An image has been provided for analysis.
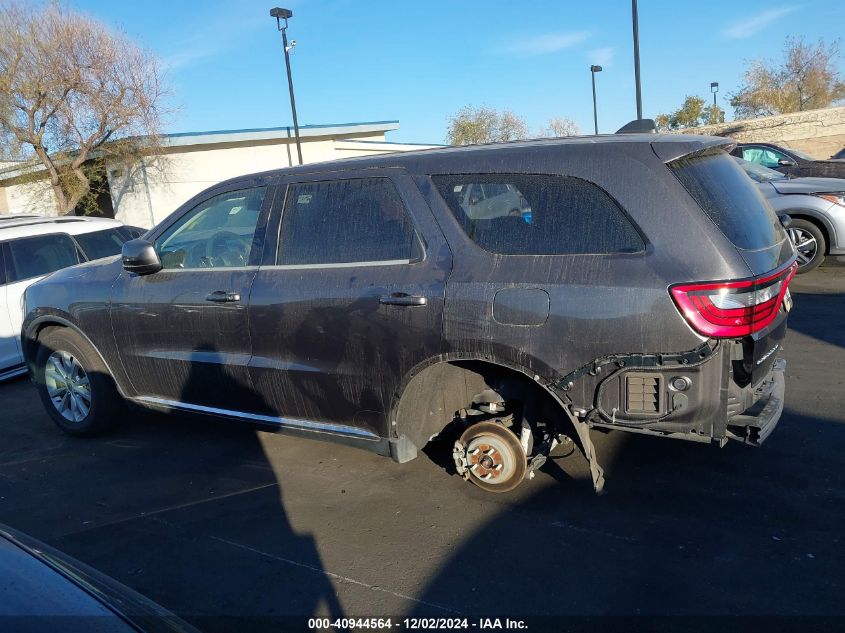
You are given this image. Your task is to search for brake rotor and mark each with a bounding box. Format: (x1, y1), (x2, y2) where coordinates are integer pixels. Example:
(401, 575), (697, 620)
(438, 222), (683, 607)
(456, 421), (527, 493)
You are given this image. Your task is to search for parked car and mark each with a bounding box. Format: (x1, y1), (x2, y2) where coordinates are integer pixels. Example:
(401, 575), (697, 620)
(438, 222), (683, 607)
(22, 135), (797, 494)
(1, 216), (144, 381)
(730, 142), (845, 179)
(735, 157), (845, 273)
(0, 523), (198, 632)
(831, 147), (845, 160)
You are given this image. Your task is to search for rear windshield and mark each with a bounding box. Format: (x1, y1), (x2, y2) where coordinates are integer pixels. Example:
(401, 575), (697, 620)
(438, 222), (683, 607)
(669, 149), (783, 250)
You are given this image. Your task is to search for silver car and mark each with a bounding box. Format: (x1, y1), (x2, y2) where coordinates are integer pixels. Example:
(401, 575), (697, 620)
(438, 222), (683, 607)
(736, 157), (845, 273)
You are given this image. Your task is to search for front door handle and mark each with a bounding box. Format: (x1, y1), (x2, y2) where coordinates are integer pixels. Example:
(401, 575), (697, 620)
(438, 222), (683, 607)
(206, 290), (241, 303)
(379, 293), (427, 307)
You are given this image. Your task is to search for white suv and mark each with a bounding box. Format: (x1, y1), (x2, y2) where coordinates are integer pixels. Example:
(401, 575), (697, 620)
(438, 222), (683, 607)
(0, 216), (143, 380)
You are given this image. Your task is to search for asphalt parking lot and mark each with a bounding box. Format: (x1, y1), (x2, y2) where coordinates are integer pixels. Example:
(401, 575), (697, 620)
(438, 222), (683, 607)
(1, 266), (843, 631)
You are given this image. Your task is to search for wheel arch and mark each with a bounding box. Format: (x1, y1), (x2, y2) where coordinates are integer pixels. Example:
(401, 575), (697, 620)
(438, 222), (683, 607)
(784, 209), (834, 255)
(388, 355), (570, 462)
(23, 316), (128, 397)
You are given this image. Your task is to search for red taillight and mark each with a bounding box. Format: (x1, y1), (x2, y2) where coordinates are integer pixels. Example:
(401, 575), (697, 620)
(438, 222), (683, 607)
(670, 262), (797, 338)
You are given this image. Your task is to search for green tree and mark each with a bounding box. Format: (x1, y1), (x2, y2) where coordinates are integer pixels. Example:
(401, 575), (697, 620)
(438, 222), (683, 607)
(447, 105), (529, 145)
(701, 103), (726, 125)
(730, 37), (845, 119)
(655, 96), (706, 130)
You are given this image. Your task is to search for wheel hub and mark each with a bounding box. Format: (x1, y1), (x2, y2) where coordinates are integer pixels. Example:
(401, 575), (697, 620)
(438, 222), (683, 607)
(454, 421), (528, 493)
(469, 444), (505, 479)
(44, 351), (91, 423)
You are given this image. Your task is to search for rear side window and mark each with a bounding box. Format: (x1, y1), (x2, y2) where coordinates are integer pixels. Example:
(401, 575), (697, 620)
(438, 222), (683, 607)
(670, 149), (783, 250)
(73, 228), (130, 261)
(7, 233), (80, 282)
(432, 174), (643, 255)
(277, 178), (422, 265)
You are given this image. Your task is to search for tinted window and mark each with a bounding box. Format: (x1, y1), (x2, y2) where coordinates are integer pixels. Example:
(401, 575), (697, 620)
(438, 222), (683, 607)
(7, 234), (80, 282)
(277, 178), (421, 265)
(432, 174), (643, 255)
(156, 187), (266, 269)
(73, 228), (130, 261)
(670, 149), (783, 250)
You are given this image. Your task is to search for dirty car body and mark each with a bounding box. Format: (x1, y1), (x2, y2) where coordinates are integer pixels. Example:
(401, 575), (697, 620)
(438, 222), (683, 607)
(22, 134), (797, 493)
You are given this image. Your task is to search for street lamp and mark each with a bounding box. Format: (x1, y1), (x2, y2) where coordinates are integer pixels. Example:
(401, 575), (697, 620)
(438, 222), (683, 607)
(270, 7), (303, 165)
(710, 81), (719, 106)
(590, 65), (603, 135)
(631, 0), (643, 120)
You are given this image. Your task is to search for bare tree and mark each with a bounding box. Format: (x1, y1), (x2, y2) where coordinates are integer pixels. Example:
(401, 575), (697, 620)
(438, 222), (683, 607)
(0, 1), (169, 214)
(447, 105), (529, 145)
(539, 116), (580, 137)
(730, 37), (845, 119)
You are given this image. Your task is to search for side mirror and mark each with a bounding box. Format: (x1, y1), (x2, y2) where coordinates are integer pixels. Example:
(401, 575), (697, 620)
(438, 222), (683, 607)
(779, 214), (793, 229)
(122, 239), (162, 275)
(777, 158), (797, 167)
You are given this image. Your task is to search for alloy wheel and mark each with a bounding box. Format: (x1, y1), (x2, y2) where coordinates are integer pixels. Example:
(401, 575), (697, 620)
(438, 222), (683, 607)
(44, 351), (92, 423)
(788, 227), (818, 267)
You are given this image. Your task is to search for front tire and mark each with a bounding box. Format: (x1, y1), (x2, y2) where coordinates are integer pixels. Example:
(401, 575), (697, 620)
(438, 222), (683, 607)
(788, 219), (826, 274)
(35, 328), (123, 436)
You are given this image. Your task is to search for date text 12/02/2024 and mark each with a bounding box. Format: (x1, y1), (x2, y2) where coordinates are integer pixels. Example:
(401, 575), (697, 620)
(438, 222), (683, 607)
(308, 618), (529, 630)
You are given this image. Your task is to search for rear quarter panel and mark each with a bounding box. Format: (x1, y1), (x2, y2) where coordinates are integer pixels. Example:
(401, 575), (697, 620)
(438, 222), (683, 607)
(413, 143), (750, 382)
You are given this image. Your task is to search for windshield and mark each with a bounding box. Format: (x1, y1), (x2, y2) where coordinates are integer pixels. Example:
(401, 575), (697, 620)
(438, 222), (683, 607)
(733, 156), (787, 182)
(72, 228), (131, 261)
(789, 147), (816, 161)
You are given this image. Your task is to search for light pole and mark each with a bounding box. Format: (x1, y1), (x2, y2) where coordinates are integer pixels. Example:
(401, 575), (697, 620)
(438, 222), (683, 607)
(631, 0), (643, 120)
(710, 81), (719, 107)
(270, 7), (302, 165)
(590, 65), (603, 135)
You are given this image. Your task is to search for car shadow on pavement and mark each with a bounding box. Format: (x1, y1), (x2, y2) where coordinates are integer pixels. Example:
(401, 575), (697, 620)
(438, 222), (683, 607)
(786, 292), (845, 351)
(406, 405), (845, 620)
(3, 341), (346, 632)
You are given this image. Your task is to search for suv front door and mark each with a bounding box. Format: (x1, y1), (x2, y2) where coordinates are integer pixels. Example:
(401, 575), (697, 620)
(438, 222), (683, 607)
(110, 183), (273, 410)
(247, 170), (452, 439)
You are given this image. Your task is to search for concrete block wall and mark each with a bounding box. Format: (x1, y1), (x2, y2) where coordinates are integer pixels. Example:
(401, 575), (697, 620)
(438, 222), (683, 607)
(689, 106), (845, 159)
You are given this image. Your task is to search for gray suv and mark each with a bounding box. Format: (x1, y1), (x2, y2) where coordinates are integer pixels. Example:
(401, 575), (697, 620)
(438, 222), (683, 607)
(736, 157), (845, 273)
(21, 135), (797, 494)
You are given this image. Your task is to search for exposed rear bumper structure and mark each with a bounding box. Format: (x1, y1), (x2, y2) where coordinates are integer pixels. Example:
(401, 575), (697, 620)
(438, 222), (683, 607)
(726, 358), (786, 446)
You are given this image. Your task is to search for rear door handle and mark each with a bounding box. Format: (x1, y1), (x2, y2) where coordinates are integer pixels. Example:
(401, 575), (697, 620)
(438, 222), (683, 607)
(206, 291), (241, 303)
(379, 293), (427, 307)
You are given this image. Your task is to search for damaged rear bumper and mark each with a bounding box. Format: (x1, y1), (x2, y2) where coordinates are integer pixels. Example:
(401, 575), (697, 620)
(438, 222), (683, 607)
(725, 358), (786, 446)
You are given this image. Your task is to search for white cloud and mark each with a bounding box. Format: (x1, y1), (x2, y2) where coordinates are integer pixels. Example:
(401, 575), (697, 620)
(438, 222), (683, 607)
(722, 6), (797, 39)
(587, 47), (614, 67)
(505, 31), (592, 56)
(162, 47), (218, 71)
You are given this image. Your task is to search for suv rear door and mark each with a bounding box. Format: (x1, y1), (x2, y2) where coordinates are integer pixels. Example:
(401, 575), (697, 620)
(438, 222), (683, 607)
(246, 169), (452, 439)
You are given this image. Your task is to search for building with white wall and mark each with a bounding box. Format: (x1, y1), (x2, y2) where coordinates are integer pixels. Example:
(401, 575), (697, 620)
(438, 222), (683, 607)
(0, 120), (440, 228)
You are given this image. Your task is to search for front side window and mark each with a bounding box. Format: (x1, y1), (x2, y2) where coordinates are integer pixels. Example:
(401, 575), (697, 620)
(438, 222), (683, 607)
(6, 234), (80, 282)
(742, 147), (786, 169)
(432, 174), (643, 255)
(74, 228), (131, 261)
(156, 187), (266, 269)
(277, 178), (421, 265)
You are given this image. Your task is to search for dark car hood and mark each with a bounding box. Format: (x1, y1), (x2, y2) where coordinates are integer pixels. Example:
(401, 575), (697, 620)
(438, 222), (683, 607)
(771, 176), (845, 195)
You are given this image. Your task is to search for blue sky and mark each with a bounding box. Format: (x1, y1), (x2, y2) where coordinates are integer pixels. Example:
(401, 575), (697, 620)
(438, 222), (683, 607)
(69, 0), (845, 143)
